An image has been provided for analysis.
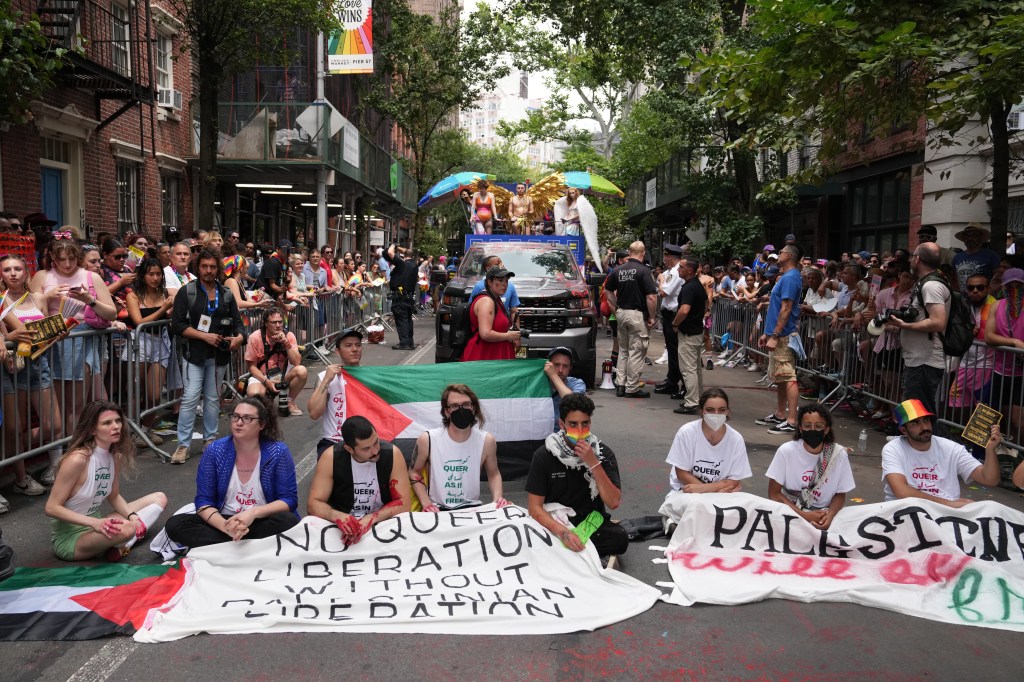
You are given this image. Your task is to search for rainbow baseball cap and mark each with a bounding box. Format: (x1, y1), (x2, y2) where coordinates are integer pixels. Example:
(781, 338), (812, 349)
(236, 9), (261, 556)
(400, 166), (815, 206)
(893, 399), (934, 426)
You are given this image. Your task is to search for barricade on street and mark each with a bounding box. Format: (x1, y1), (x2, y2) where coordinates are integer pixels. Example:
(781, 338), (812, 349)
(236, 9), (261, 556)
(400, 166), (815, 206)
(707, 297), (1024, 458)
(0, 286), (385, 468)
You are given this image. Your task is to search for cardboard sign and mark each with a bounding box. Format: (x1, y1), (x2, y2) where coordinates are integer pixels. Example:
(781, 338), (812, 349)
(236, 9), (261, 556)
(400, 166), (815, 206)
(963, 403), (1002, 448)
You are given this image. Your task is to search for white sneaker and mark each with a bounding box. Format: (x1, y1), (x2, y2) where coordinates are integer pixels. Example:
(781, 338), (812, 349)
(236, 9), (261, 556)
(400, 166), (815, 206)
(41, 465), (57, 486)
(12, 476), (46, 496)
(747, 363), (761, 372)
(655, 351), (668, 365)
(718, 349), (731, 359)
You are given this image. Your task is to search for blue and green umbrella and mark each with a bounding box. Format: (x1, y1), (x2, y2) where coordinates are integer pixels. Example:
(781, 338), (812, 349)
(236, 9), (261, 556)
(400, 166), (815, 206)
(417, 172), (496, 209)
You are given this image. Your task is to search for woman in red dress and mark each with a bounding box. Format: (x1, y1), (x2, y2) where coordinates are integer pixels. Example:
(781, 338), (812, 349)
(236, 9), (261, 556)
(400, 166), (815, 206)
(461, 266), (522, 361)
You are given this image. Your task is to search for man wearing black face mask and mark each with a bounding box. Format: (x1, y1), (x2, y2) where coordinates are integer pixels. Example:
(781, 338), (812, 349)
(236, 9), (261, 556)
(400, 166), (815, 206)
(409, 384), (508, 511)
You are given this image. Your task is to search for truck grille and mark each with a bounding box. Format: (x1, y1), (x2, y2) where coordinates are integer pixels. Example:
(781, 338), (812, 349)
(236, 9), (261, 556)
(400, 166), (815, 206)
(520, 316), (566, 334)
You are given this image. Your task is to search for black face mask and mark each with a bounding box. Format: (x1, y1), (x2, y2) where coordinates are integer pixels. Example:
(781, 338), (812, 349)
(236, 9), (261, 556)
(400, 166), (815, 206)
(449, 407), (476, 430)
(801, 429), (827, 448)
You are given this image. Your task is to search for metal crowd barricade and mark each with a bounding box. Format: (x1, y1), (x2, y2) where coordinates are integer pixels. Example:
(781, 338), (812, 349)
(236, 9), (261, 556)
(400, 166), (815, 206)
(706, 295), (1024, 460)
(0, 325), (141, 468)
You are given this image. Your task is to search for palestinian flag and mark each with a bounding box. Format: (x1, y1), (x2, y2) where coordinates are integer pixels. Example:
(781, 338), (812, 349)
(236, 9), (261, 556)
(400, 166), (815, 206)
(0, 562), (186, 641)
(344, 359), (555, 479)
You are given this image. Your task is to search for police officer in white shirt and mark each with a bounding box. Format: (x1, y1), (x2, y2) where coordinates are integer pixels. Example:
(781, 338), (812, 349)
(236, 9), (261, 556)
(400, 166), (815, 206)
(654, 244), (685, 399)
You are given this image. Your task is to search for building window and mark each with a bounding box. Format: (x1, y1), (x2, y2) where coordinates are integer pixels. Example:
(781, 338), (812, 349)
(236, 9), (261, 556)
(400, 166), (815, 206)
(156, 35), (173, 92)
(116, 159), (140, 233)
(111, 3), (131, 77)
(161, 173), (180, 231)
(41, 138), (70, 164)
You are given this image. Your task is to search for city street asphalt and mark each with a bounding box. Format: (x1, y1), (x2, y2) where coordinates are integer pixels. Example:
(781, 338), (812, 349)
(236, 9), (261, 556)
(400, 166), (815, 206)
(2, 314), (1022, 680)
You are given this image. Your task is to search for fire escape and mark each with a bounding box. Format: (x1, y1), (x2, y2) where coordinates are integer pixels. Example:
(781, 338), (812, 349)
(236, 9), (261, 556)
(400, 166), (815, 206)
(35, 0), (156, 133)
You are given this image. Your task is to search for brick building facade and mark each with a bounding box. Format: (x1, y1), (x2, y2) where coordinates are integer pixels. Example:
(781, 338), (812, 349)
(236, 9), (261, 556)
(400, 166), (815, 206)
(1, 0), (193, 243)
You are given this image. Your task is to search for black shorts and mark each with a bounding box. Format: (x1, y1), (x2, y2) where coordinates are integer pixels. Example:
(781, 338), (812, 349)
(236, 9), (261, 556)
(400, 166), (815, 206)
(989, 373), (1024, 409)
(878, 347), (904, 372)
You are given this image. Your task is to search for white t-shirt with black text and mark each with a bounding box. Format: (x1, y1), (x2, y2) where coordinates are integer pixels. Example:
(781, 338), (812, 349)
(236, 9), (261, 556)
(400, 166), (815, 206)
(881, 436), (981, 501)
(765, 441), (856, 509)
(350, 459), (382, 518)
(666, 419), (752, 490)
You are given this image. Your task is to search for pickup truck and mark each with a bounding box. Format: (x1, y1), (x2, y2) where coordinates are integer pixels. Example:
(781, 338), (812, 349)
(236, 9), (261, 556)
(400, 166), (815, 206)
(434, 241), (598, 386)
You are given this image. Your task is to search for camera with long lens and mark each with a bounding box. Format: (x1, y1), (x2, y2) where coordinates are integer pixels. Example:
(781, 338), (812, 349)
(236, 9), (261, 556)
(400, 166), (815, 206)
(275, 381), (289, 416)
(217, 338), (230, 351)
(867, 306), (918, 336)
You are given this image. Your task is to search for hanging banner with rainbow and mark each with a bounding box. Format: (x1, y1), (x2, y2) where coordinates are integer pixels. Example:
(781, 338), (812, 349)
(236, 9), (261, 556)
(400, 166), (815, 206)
(328, 0), (374, 75)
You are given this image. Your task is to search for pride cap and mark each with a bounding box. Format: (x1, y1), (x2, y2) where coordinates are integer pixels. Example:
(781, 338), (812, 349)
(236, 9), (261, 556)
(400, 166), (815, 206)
(893, 399), (934, 426)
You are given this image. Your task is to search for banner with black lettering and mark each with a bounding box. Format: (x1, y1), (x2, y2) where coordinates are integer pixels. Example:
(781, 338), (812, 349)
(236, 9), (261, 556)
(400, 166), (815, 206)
(136, 506), (660, 641)
(659, 492), (1024, 632)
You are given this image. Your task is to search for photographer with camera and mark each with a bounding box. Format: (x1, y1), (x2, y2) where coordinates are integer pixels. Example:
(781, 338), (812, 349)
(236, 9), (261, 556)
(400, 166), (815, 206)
(885, 242), (950, 418)
(170, 249), (246, 465)
(244, 309), (308, 417)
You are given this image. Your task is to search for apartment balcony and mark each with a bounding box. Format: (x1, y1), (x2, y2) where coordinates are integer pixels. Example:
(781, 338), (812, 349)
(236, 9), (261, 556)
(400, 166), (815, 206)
(216, 101), (417, 212)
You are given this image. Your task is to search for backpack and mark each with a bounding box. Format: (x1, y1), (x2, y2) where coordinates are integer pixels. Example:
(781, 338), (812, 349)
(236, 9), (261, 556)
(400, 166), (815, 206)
(915, 272), (975, 357)
(449, 298), (473, 353)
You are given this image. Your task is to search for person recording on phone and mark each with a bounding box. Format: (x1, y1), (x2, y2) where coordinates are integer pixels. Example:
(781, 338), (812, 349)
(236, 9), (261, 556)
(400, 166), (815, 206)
(170, 249), (245, 465)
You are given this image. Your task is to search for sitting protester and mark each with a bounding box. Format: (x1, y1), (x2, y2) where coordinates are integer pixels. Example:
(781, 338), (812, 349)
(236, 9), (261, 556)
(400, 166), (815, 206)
(666, 388), (751, 493)
(308, 327), (363, 456)
(44, 401), (166, 561)
(307, 416), (411, 546)
(526, 393), (628, 558)
(766, 403), (855, 530)
(882, 399), (1000, 508)
(410, 384), (508, 511)
(164, 397), (300, 548)
(543, 346), (586, 432)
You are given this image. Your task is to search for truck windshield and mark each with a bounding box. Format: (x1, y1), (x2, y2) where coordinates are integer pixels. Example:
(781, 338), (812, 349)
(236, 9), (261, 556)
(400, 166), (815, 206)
(460, 248), (580, 281)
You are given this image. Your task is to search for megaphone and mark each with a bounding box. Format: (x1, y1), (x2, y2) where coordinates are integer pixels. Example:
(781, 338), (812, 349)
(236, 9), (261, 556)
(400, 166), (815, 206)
(866, 315), (886, 337)
(599, 359), (616, 389)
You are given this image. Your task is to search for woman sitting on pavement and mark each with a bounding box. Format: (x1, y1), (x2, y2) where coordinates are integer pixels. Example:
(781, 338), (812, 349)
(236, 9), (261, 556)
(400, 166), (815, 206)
(765, 403), (855, 530)
(460, 266), (521, 362)
(43, 401), (166, 561)
(410, 383), (508, 511)
(665, 388), (752, 494)
(164, 397), (300, 549)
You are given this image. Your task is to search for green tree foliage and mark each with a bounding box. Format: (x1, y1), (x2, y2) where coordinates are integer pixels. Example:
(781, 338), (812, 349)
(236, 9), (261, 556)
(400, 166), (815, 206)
(163, 0), (338, 230)
(695, 0), (1024, 237)
(0, 2), (74, 125)
(364, 0), (509, 247)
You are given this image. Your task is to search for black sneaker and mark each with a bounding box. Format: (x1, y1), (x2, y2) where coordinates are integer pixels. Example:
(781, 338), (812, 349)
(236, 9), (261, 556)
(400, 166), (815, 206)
(768, 422), (798, 434)
(706, 359), (714, 370)
(616, 386), (625, 397)
(674, 406), (699, 415)
(653, 384), (676, 395)
(624, 390), (651, 399)
(754, 414), (784, 426)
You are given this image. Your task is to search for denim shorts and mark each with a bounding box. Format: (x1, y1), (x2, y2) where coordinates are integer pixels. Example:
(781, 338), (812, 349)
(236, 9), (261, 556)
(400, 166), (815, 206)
(50, 331), (103, 381)
(1, 355), (53, 395)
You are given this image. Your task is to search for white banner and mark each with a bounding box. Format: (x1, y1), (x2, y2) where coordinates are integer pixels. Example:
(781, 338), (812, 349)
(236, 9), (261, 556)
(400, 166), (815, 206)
(343, 119), (360, 168)
(659, 492), (1024, 632)
(136, 505), (660, 642)
(645, 178), (656, 211)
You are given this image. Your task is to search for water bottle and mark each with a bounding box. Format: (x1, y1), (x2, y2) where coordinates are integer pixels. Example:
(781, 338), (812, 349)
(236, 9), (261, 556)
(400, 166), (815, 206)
(858, 428), (868, 452)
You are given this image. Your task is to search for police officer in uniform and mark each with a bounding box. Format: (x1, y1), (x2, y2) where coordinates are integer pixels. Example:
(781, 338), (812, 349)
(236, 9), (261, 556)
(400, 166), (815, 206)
(384, 243), (418, 349)
(604, 241), (658, 398)
(654, 244), (684, 399)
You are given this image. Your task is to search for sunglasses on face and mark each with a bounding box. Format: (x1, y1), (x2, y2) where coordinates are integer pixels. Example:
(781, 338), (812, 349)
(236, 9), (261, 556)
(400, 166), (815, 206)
(111, 253), (127, 260)
(965, 285), (987, 291)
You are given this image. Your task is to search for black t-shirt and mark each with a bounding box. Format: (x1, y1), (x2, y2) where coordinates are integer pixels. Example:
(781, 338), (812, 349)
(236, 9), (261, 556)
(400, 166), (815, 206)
(675, 277), (707, 335)
(259, 255), (285, 295)
(604, 258), (656, 312)
(386, 253), (417, 295)
(525, 441), (621, 522)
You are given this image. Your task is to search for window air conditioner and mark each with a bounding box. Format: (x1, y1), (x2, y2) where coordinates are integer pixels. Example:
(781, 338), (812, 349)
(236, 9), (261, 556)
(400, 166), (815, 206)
(158, 88), (183, 111)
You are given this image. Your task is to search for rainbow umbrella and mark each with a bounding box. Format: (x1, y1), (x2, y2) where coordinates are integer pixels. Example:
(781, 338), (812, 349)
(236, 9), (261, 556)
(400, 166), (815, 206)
(418, 171), (496, 209)
(561, 171), (624, 198)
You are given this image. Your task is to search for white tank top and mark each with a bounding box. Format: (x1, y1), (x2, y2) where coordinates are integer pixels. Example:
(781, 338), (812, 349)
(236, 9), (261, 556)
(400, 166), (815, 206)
(64, 446), (115, 516)
(427, 425), (485, 508)
(220, 457), (266, 515)
(317, 371), (347, 442)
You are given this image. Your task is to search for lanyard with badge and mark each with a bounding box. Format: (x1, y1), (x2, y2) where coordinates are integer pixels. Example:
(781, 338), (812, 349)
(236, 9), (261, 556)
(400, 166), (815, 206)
(197, 282), (218, 332)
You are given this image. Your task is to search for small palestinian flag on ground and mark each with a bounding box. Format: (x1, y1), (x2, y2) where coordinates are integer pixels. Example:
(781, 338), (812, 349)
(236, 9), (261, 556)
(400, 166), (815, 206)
(343, 359), (555, 479)
(0, 562), (186, 641)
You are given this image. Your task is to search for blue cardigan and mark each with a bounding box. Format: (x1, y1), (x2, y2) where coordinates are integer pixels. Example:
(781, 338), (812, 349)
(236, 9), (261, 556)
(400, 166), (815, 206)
(194, 436), (299, 515)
